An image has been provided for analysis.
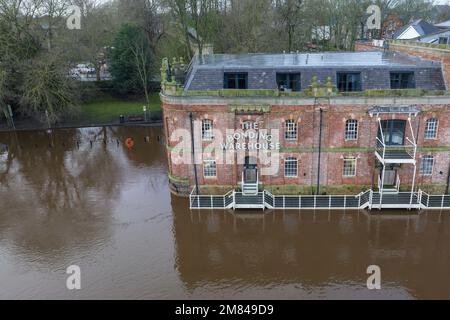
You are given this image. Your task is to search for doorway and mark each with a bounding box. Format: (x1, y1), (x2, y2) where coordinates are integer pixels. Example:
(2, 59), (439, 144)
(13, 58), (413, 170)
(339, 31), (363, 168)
(382, 169), (397, 187)
(244, 156), (258, 183)
(378, 120), (407, 146)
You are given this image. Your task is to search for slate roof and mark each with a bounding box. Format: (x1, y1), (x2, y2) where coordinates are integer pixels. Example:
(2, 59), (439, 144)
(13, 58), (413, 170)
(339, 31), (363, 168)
(393, 19), (441, 39)
(192, 51), (440, 69)
(184, 51), (445, 91)
(435, 20), (450, 28)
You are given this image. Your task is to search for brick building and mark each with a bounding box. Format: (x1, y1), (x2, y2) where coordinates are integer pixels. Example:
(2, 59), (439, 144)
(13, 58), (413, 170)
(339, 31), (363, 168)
(161, 50), (450, 198)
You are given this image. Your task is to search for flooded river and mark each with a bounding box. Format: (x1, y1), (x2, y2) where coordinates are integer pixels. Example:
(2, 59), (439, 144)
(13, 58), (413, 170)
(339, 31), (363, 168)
(1, 127), (450, 299)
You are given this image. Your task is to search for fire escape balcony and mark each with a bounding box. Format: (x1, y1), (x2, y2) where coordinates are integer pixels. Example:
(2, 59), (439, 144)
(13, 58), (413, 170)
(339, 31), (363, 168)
(375, 137), (417, 164)
(375, 116), (417, 165)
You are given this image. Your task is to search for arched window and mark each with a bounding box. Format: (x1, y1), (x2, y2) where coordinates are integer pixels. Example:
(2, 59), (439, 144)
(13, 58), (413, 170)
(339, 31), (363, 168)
(425, 118), (438, 140)
(345, 119), (358, 141)
(284, 157), (298, 177)
(285, 120), (298, 141)
(202, 119), (214, 141)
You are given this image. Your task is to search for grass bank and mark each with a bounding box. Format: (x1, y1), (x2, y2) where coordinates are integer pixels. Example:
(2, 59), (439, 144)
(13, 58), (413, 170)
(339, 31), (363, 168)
(77, 92), (162, 124)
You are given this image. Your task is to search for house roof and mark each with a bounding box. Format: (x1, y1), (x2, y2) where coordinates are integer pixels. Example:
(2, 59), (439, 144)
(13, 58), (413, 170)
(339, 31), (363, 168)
(419, 28), (450, 42)
(393, 19), (441, 39)
(192, 51), (440, 69)
(435, 20), (450, 28)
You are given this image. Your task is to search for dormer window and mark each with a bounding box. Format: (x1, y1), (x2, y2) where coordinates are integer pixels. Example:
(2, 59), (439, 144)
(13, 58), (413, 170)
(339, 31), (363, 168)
(390, 72), (415, 89)
(276, 73), (301, 92)
(224, 73), (248, 89)
(337, 72), (361, 92)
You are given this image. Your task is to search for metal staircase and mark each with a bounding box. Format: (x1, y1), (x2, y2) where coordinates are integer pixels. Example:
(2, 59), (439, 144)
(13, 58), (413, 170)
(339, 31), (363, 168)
(376, 116), (418, 208)
(378, 175), (401, 194)
(241, 170), (259, 196)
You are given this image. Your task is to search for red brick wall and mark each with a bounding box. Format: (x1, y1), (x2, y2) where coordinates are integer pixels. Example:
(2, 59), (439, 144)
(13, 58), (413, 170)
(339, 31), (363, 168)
(163, 101), (450, 194)
(354, 42), (383, 52)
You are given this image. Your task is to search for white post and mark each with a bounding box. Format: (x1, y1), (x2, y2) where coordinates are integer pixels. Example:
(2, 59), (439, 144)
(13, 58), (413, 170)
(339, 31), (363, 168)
(369, 190), (374, 210)
(233, 191), (236, 210)
(410, 164), (417, 208)
(379, 165), (386, 209)
(418, 189), (422, 210)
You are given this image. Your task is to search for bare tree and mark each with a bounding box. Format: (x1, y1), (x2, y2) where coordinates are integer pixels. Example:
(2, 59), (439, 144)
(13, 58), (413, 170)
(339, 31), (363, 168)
(130, 32), (152, 112)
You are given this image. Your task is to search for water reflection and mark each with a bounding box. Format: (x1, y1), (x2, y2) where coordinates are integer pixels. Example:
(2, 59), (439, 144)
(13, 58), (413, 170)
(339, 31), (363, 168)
(173, 203), (450, 299)
(0, 127), (165, 261)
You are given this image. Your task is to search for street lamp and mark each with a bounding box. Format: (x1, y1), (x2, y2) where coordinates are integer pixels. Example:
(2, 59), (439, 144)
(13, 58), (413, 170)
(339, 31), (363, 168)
(143, 105), (147, 122)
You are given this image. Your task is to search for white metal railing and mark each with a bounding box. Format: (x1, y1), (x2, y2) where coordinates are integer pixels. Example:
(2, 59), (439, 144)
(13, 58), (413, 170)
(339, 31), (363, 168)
(376, 137), (386, 159)
(396, 175), (401, 192)
(189, 188), (450, 210)
(376, 118), (417, 162)
(405, 137), (417, 159)
(379, 174), (401, 192)
(189, 188), (234, 209)
(271, 194), (361, 210)
(376, 137), (416, 161)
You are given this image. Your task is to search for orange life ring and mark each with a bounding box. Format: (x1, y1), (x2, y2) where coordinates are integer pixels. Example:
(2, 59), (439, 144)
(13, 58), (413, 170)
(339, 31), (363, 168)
(125, 138), (134, 149)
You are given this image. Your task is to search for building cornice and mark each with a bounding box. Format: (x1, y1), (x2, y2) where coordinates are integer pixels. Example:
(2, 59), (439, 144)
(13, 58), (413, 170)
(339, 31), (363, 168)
(161, 93), (450, 107)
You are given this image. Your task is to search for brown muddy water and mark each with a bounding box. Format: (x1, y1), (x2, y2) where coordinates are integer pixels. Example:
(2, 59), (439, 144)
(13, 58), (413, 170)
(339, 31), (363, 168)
(1, 126), (450, 300)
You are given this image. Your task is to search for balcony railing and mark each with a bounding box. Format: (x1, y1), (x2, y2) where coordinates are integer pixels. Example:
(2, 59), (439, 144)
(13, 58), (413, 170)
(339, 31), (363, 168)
(375, 137), (417, 163)
(378, 174), (401, 193)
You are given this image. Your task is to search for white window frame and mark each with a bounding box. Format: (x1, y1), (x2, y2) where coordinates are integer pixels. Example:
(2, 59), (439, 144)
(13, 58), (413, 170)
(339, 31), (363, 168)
(203, 159), (217, 178)
(343, 158), (357, 177)
(345, 119), (358, 141)
(424, 118), (438, 140)
(419, 155), (434, 176)
(202, 119), (214, 141)
(285, 120), (298, 141)
(284, 157), (298, 178)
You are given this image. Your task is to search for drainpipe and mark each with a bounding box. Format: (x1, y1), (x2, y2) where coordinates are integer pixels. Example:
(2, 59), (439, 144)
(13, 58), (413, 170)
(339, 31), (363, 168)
(446, 163), (450, 195)
(189, 112), (200, 195)
(316, 108), (324, 195)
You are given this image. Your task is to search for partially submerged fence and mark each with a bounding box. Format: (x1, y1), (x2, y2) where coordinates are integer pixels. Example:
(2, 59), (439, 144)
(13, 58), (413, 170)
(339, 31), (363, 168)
(190, 188), (450, 211)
